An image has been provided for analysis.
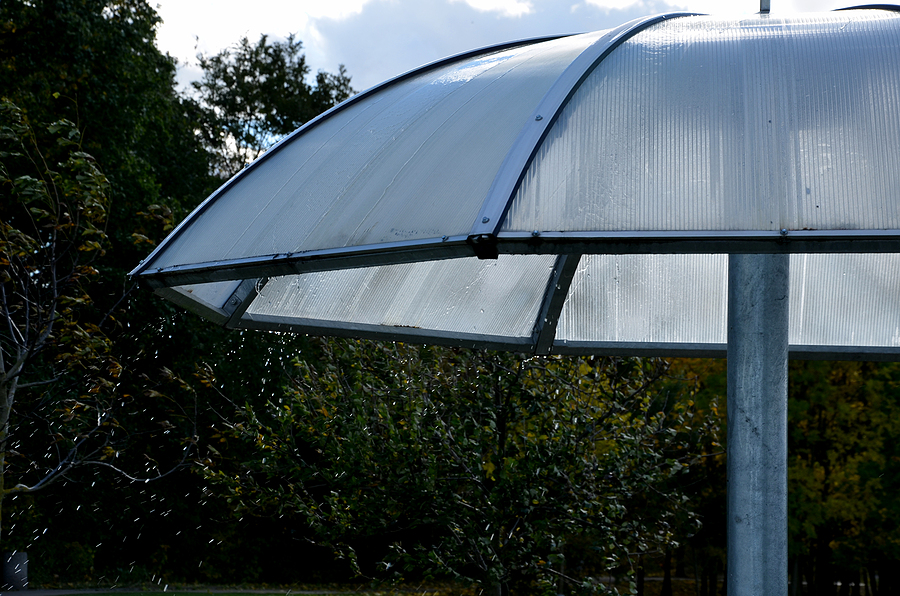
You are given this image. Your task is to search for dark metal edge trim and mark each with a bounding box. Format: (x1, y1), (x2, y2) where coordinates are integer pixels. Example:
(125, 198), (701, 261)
(223, 278), (268, 329)
(236, 314), (536, 353)
(137, 236), (473, 288)
(835, 4), (900, 12)
(137, 228), (900, 288)
(532, 254), (581, 355)
(496, 230), (900, 255)
(549, 341), (900, 361)
(551, 341), (727, 358)
(788, 345), (900, 361)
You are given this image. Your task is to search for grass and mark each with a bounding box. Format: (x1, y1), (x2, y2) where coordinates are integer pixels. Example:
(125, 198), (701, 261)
(33, 582), (476, 596)
(74, 591), (462, 596)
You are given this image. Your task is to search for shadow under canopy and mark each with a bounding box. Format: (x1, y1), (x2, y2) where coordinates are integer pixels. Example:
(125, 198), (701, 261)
(132, 7), (900, 596)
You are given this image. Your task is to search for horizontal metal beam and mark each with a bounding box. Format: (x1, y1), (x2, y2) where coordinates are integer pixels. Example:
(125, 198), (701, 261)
(496, 230), (900, 256)
(134, 236), (475, 289)
(133, 229), (900, 289)
(223, 313), (900, 360)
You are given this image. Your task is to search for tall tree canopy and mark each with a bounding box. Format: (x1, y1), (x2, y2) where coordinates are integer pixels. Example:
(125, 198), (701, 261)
(0, 0), (212, 559)
(193, 33), (354, 177)
(787, 360), (900, 595)
(0, 0), (358, 582)
(0, 0), (214, 253)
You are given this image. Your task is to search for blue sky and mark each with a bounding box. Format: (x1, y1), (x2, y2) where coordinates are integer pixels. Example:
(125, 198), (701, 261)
(154, 0), (849, 93)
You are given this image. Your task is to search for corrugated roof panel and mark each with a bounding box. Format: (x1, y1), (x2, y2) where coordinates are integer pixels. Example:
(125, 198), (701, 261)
(555, 254), (728, 345)
(789, 253), (900, 347)
(553, 253), (900, 351)
(133, 9), (900, 359)
(144, 32), (604, 273)
(245, 255), (557, 338)
(503, 12), (900, 234)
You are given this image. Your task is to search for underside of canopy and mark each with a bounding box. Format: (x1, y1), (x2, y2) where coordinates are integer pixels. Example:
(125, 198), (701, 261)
(132, 7), (900, 359)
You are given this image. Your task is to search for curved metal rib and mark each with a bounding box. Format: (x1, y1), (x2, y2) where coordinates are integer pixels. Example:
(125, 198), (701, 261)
(466, 11), (700, 259)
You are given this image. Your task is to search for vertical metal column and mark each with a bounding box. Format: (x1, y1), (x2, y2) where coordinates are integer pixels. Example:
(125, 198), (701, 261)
(727, 253), (789, 596)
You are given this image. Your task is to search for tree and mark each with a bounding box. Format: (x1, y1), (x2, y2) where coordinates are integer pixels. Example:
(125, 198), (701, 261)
(661, 358), (900, 596)
(193, 33), (354, 178)
(664, 359), (727, 596)
(0, 101), (112, 528)
(0, 0), (358, 581)
(0, 0), (212, 568)
(786, 360), (900, 595)
(204, 340), (710, 595)
(0, 0), (215, 249)
(0, 100), (198, 549)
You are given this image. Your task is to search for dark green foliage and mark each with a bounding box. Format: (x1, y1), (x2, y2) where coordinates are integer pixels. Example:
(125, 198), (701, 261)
(0, 100), (122, 524)
(0, 0), (212, 562)
(0, 0), (357, 580)
(787, 361), (900, 595)
(667, 359), (900, 596)
(4, 1), (899, 592)
(0, 0), (215, 260)
(193, 33), (353, 177)
(205, 340), (710, 595)
(664, 360), (727, 596)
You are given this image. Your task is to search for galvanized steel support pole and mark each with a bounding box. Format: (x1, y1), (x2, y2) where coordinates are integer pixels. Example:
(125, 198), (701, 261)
(727, 253), (789, 596)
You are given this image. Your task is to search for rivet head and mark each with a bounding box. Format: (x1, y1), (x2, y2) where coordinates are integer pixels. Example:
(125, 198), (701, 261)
(482, 217), (490, 224)
(441, 235), (449, 242)
(531, 230), (540, 237)
(535, 115), (543, 121)
(229, 297), (240, 306)
(780, 228), (788, 236)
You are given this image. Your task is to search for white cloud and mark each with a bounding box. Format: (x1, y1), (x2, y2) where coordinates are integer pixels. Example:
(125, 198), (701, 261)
(451, 0), (535, 17)
(583, 0), (646, 12)
(664, 0), (849, 14)
(302, 0), (373, 19)
(154, 0), (857, 95)
(154, 0), (381, 92)
(306, 0), (694, 91)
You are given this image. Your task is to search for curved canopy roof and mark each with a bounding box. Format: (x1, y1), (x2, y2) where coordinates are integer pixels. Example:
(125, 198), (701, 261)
(132, 8), (900, 358)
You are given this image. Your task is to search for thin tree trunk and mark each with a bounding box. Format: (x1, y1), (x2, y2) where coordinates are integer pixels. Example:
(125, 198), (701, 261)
(720, 559), (727, 596)
(815, 536), (836, 596)
(699, 559), (708, 596)
(661, 548), (673, 596)
(791, 556), (799, 596)
(702, 555), (718, 596)
(636, 555), (645, 596)
(692, 547), (702, 596)
(865, 567), (876, 596)
(0, 410), (8, 548)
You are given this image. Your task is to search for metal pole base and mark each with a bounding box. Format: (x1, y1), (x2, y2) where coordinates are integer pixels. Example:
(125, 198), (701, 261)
(727, 253), (789, 596)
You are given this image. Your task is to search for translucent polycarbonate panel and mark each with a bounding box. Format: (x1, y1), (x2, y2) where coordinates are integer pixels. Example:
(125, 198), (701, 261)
(790, 254), (900, 347)
(146, 33), (604, 273)
(555, 253), (900, 349)
(555, 254), (728, 344)
(154, 280), (244, 326)
(169, 280), (242, 312)
(246, 255), (557, 337)
(504, 12), (900, 234)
